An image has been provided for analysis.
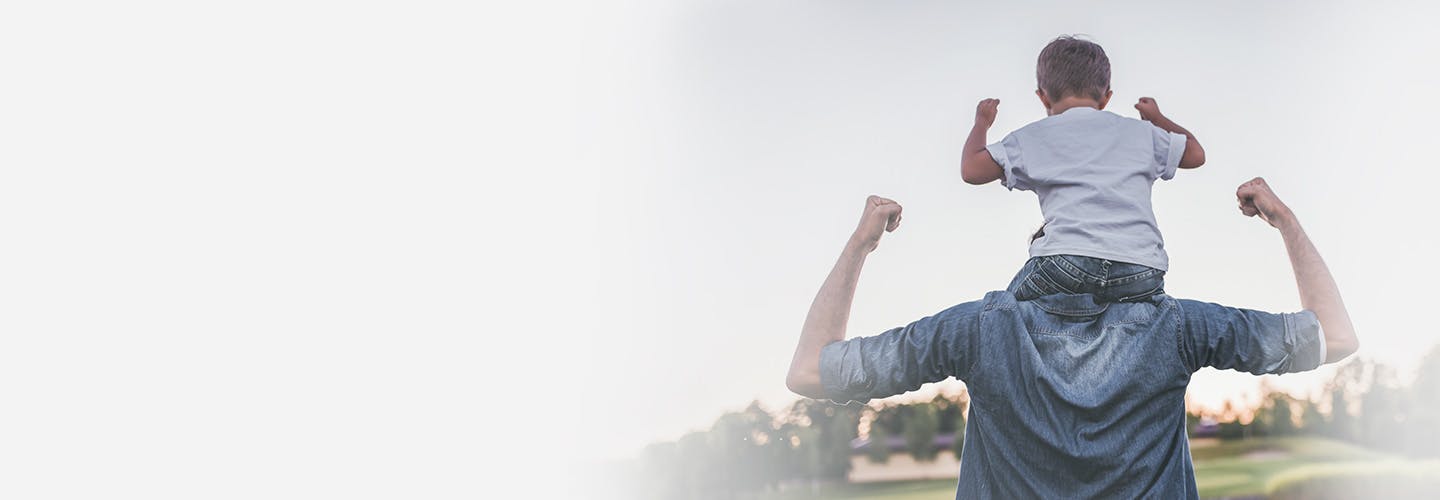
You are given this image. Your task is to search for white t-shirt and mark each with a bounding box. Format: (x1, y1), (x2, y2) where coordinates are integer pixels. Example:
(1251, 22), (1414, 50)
(986, 107), (1187, 271)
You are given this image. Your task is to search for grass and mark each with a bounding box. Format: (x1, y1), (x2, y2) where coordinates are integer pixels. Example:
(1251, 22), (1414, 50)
(759, 436), (1398, 499)
(1191, 436), (1391, 498)
(1263, 459), (1440, 498)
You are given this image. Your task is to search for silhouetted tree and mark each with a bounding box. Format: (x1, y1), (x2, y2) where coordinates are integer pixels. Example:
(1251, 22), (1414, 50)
(1258, 393), (1297, 436)
(865, 407), (893, 464)
(1321, 358), (1366, 441)
(1408, 347), (1440, 457)
(1360, 364), (1406, 452)
(1324, 388), (1356, 441)
(1297, 398), (1322, 434)
(822, 405), (861, 478)
(902, 403), (940, 461)
(786, 399), (859, 482)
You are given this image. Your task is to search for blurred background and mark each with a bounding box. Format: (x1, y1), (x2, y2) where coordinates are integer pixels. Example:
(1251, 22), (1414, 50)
(4, 1), (1437, 499)
(549, 1), (1440, 499)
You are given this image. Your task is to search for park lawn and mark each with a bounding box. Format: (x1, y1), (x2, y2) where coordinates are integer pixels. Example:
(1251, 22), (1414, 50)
(1190, 436), (1392, 498)
(761, 437), (1392, 500)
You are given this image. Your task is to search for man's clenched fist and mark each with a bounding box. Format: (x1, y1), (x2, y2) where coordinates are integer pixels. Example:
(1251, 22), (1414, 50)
(851, 195), (903, 253)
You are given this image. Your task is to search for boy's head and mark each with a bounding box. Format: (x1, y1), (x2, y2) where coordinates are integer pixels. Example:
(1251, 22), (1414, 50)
(1035, 36), (1112, 111)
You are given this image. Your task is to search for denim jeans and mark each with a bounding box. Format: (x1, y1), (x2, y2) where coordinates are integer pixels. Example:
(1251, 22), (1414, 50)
(1006, 254), (1166, 302)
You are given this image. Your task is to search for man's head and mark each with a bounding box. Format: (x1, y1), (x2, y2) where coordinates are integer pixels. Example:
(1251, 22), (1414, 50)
(1035, 36), (1112, 112)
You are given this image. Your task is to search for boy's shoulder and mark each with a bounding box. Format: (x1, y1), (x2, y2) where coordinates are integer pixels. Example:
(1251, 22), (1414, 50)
(1051, 108), (1145, 126)
(1010, 109), (1152, 138)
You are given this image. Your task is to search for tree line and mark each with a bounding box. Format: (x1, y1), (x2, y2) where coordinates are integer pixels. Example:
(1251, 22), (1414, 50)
(637, 346), (1440, 499)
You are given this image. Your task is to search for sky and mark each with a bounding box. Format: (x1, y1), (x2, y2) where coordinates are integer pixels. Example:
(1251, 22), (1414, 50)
(1, 1), (1437, 498)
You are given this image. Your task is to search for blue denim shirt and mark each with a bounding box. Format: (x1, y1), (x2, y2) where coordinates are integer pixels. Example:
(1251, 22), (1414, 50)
(820, 291), (1324, 499)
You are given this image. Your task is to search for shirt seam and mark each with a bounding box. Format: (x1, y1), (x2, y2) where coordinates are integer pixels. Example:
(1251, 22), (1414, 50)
(972, 295), (1012, 378)
(1172, 298), (1190, 373)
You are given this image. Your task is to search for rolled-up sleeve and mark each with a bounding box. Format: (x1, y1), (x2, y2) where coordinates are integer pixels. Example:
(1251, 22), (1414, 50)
(1176, 299), (1325, 374)
(819, 301), (983, 403)
(986, 134), (1031, 191)
(1150, 126), (1187, 181)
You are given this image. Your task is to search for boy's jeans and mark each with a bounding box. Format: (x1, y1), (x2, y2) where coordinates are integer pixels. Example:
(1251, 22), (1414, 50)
(1006, 254), (1166, 302)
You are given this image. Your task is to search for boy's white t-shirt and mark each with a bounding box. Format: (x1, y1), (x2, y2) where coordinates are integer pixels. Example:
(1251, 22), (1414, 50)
(986, 107), (1187, 271)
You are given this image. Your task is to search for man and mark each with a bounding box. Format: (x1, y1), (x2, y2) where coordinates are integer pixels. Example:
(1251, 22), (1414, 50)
(785, 178), (1357, 498)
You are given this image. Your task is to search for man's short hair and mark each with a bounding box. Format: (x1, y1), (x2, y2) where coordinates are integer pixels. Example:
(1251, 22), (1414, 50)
(1036, 36), (1110, 101)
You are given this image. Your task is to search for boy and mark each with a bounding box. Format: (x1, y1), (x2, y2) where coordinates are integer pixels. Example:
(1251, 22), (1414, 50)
(961, 36), (1205, 302)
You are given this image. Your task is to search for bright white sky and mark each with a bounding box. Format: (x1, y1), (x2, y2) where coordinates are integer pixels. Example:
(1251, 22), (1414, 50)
(2, 1), (1437, 498)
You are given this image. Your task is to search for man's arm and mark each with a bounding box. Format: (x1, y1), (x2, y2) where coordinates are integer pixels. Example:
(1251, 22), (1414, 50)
(1136, 97), (1206, 169)
(961, 99), (1004, 185)
(785, 196), (902, 398)
(1238, 177), (1358, 362)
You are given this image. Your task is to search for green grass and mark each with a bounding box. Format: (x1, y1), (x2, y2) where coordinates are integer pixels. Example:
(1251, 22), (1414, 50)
(1191, 437), (1392, 498)
(760, 436), (1399, 500)
(1263, 459), (1440, 498)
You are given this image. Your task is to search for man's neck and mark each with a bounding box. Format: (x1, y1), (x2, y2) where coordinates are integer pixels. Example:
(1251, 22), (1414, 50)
(1048, 97), (1103, 116)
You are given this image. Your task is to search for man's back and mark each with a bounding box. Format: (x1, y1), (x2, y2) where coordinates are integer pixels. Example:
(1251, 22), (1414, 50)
(820, 291), (1324, 499)
(962, 292), (1192, 498)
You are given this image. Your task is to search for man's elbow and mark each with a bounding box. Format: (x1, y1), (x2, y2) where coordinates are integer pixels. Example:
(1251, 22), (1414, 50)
(786, 370), (825, 399)
(1327, 336), (1360, 363)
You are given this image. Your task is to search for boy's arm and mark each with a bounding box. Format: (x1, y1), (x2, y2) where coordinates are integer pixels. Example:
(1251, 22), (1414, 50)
(1136, 97), (1206, 169)
(961, 98), (1004, 185)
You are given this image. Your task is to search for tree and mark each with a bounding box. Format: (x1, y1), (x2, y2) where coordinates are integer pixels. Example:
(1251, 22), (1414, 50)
(1408, 347), (1440, 457)
(741, 401), (786, 490)
(1217, 420), (1246, 440)
(675, 431), (713, 498)
(1321, 358), (1367, 442)
(865, 407), (893, 464)
(1360, 364), (1405, 453)
(821, 405), (861, 479)
(783, 423), (821, 488)
(1325, 388), (1356, 441)
(902, 403), (941, 461)
(1257, 392), (1296, 436)
(1214, 400), (1249, 440)
(1273, 395), (1296, 435)
(936, 394), (963, 434)
(1296, 397), (1322, 435)
(786, 399), (860, 482)
(702, 402), (786, 494)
